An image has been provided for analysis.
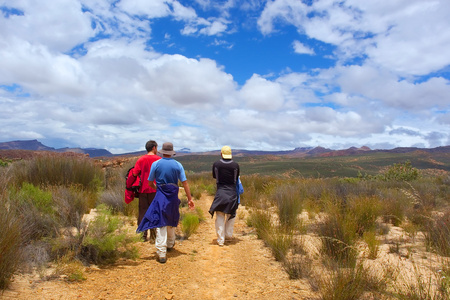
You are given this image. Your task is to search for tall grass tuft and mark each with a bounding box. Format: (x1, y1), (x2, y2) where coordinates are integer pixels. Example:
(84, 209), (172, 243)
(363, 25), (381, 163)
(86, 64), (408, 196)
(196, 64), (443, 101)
(317, 206), (358, 268)
(424, 210), (450, 257)
(363, 230), (380, 259)
(347, 195), (382, 236)
(180, 212), (200, 239)
(247, 207), (293, 261)
(282, 254), (313, 280)
(264, 227), (293, 262)
(0, 199), (26, 289)
(247, 209), (272, 239)
(318, 264), (388, 300)
(379, 188), (408, 226)
(53, 252), (86, 282)
(273, 183), (303, 230)
(282, 237), (313, 279)
(438, 262), (450, 298)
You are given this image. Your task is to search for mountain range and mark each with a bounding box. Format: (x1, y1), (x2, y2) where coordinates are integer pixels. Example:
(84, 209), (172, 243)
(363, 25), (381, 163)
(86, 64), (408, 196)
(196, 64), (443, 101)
(0, 139), (112, 157)
(1, 139), (450, 159)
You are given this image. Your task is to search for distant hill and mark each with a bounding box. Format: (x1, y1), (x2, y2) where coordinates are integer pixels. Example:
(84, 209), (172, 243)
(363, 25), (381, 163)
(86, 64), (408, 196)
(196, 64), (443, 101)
(0, 139), (55, 151)
(1, 139), (450, 160)
(0, 140), (113, 158)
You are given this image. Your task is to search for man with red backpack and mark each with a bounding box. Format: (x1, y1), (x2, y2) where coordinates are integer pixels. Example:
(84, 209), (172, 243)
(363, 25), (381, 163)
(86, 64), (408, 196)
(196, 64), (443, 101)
(126, 140), (161, 241)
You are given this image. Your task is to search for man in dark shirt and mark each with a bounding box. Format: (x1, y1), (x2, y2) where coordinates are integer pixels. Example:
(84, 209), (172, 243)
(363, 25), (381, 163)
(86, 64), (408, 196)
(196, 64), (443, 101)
(209, 146), (240, 246)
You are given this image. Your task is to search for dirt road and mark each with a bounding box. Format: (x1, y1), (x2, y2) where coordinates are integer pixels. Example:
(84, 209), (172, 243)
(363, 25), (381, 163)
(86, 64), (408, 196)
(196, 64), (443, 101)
(2, 195), (311, 299)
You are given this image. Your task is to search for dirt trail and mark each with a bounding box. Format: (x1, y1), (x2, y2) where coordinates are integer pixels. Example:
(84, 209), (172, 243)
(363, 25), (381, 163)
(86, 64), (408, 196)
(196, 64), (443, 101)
(2, 195), (311, 300)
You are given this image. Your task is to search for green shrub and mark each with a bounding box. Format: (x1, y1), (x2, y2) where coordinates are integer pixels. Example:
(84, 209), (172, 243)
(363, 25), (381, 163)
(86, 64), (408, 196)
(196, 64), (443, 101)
(18, 182), (54, 215)
(180, 213), (200, 239)
(12, 183), (59, 240)
(81, 204), (140, 264)
(382, 160), (419, 181)
(0, 158), (9, 167)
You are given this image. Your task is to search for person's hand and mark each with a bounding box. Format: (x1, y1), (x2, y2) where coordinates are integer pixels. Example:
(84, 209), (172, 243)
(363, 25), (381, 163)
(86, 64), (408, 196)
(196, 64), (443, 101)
(188, 199), (195, 210)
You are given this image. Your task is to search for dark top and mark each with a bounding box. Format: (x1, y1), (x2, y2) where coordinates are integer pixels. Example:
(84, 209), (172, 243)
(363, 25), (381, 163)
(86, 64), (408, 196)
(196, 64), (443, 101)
(212, 159), (240, 184)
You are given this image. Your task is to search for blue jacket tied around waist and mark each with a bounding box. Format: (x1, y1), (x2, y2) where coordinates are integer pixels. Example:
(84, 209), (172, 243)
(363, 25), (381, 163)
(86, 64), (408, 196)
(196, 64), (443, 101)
(137, 184), (180, 232)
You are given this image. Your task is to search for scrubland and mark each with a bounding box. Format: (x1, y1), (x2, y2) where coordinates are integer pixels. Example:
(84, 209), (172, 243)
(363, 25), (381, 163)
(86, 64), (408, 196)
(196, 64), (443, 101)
(1, 153), (449, 299)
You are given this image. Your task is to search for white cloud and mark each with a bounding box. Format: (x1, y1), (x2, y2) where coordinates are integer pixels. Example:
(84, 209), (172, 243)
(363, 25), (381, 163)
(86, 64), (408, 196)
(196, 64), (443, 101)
(116, 0), (172, 18)
(0, 38), (87, 96)
(292, 40), (314, 55)
(257, 0), (307, 35)
(0, 0), (94, 52)
(239, 74), (284, 111)
(336, 65), (450, 111)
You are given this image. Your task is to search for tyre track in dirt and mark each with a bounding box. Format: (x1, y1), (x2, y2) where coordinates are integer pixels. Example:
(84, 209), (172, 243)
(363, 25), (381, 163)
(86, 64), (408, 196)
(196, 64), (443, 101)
(2, 194), (311, 299)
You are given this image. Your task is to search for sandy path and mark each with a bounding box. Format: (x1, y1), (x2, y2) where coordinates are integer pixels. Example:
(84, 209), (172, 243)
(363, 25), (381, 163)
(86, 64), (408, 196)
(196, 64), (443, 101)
(2, 195), (311, 299)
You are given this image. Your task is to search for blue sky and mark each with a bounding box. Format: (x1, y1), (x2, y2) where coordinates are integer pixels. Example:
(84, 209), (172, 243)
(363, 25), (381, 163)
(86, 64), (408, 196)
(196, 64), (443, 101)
(0, 0), (449, 154)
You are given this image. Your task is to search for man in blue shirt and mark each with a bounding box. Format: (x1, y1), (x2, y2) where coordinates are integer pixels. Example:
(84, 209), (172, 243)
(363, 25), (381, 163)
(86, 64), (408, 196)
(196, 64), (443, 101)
(137, 142), (194, 263)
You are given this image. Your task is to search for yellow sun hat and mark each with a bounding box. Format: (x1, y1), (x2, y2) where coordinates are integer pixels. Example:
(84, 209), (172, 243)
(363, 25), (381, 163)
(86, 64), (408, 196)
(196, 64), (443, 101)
(221, 146), (232, 159)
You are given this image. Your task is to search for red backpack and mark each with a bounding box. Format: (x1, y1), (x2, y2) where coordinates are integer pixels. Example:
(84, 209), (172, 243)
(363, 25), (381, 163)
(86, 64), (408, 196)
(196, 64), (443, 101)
(124, 167), (141, 204)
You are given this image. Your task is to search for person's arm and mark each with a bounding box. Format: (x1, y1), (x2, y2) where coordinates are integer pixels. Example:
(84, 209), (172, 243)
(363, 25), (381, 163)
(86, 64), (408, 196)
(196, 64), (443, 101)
(148, 162), (157, 190)
(182, 180), (195, 210)
(149, 181), (156, 190)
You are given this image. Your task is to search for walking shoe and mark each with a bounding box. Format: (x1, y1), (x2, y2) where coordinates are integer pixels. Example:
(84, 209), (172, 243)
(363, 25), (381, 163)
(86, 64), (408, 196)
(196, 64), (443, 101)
(167, 246), (175, 252)
(158, 256), (167, 264)
(142, 230), (148, 242)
